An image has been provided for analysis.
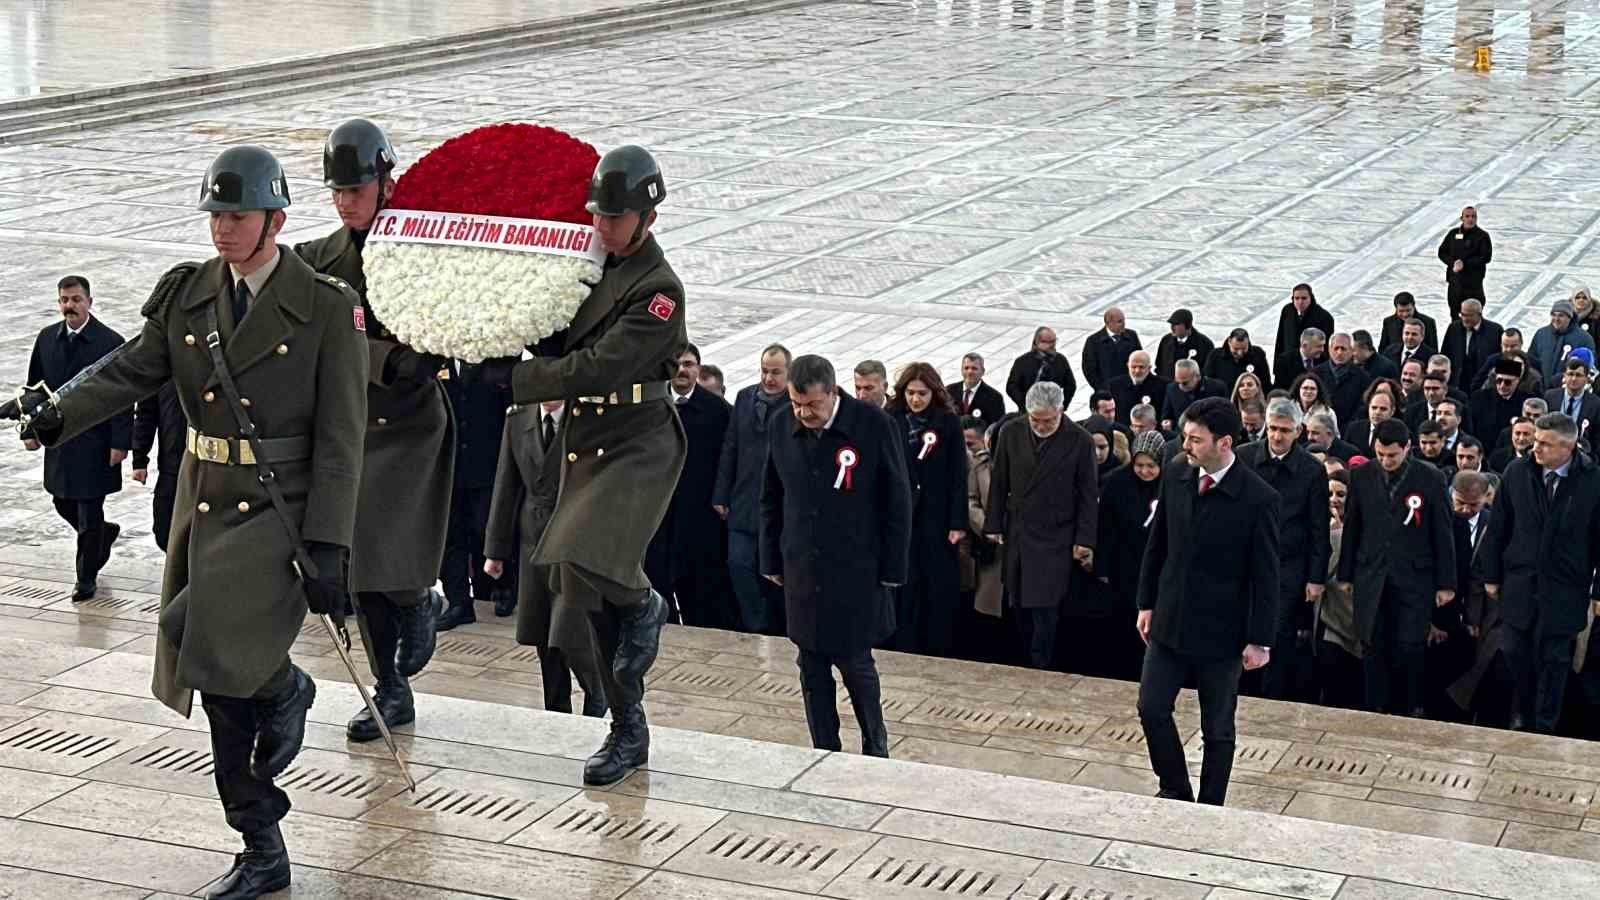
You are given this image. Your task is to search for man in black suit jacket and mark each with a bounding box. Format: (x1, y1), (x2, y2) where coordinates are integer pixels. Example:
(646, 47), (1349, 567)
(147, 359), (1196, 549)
(1313, 333), (1373, 430)
(1107, 350), (1169, 428)
(1472, 358), (1534, 448)
(646, 345), (736, 629)
(1137, 398), (1279, 806)
(1006, 326), (1077, 411)
(762, 356), (911, 757)
(1160, 360), (1226, 430)
(1382, 318), (1436, 377)
(1273, 284), (1334, 372)
(1379, 292), (1440, 356)
(1237, 399), (1331, 701)
(947, 352), (1006, 426)
(1544, 357), (1600, 443)
(1441, 300), (1501, 390)
(1080, 307), (1141, 392)
(1335, 418), (1457, 716)
(25, 276), (132, 600)
(1154, 308), (1214, 379)
(131, 381), (183, 551)
(1204, 327), (1271, 394)
(1353, 330), (1400, 381)
(1274, 327), (1328, 392)
(1481, 414), (1600, 733)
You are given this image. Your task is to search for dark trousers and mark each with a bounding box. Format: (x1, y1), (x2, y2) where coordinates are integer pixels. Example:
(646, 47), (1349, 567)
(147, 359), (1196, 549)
(1364, 586), (1428, 716)
(200, 661), (294, 835)
(795, 647), (889, 757)
(1503, 620), (1577, 733)
(354, 591), (417, 682)
(441, 483), (495, 604)
(1314, 635), (1365, 710)
(52, 496), (106, 584)
(1447, 277), (1485, 320)
(728, 529), (782, 634)
(1138, 639), (1242, 806)
(538, 644), (606, 716)
(151, 474), (177, 552)
(892, 542), (961, 658)
(1011, 605), (1059, 670)
(1261, 586), (1315, 702)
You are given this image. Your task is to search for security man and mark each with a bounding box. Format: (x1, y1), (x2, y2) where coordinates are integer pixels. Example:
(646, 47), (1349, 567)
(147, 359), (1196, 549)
(3, 146), (368, 899)
(482, 145), (686, 786)
(293, 118), (451, 744)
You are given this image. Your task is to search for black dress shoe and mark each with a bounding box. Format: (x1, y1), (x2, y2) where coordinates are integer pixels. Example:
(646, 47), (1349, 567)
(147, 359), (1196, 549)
(493, 587), (516, 618)
(436, 597), (476, 631)
(347, 676), (415, 743)
(251, 666), (315, 781)
(207, 823), (290, 899)
(71, 582), (96, 602)
(395, 589), (443, 677)
(97, 521), (121, 571)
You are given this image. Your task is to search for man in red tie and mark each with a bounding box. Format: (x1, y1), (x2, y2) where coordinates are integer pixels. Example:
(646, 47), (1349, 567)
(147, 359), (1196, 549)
(945, 352), (1005, 423)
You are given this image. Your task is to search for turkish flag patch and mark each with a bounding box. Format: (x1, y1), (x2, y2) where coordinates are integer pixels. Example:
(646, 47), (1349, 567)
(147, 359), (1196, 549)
(352, 306), (366, 331)
(647, 293), (676, 321)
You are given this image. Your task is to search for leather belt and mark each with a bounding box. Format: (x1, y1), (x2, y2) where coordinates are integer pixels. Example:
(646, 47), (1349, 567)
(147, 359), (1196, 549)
(575, 381), (671, 406)
(186, 426), (311, 466)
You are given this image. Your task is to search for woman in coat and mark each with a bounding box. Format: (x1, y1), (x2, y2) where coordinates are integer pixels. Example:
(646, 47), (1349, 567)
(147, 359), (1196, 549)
(1091, 430), (1166, 681)
(888, 362), (968, 657)
(1316, 469), (1364, 708)
(959, 418), (1006, 662)
(1291, 371), (1337, 432)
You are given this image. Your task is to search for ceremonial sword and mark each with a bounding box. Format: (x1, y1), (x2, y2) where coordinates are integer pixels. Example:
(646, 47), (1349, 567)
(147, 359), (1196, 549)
(9, 338), (138, 432)
(316, 611), (417, 791)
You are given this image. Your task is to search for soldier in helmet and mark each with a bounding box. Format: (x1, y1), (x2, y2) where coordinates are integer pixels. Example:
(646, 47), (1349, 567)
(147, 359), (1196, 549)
(293, 118), (452, 746)
(481, 144), (686, 786)
(2, 146), (368, 898)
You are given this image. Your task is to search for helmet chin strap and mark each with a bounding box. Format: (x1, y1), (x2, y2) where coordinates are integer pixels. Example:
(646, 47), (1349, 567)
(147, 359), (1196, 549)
(624, 208), (653, 253)
(251, 213), (273, 257)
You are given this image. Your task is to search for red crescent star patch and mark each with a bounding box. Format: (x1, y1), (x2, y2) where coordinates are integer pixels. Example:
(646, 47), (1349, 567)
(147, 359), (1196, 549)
(647, 293), (676, 321)
(352, 306), (366, 332)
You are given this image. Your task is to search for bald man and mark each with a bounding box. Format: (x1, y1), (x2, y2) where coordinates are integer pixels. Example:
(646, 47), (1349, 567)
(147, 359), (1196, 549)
(1082, 307), (1142, 392)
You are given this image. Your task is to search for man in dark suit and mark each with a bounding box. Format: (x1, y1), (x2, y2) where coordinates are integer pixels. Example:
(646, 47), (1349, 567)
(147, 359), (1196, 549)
(647, 345), (735, 628)
(1544, 357), (1600, 442)
(947, 351), (1005, 426)
(1161, 360), (1226, 431)
(1313, 332), (1373, 430)
(1473, 358), (1534, 448)
(714, 344), (790, 634)
(984, 380), (1099, 669)
(1491, 416), (1537, 473)
(1237, 399), (1331, 701)
(1274, 327), (1327, 392)
(1441, 299), (1501, 390)
(1380, 292), (1440, 355)
(1273, 284), (1334, 374)
(1006, 326), (1077, 411)
(439, 360), (512, 624)
(1353, 330), (1399, 381)
(1108, 350), (1169, 428)
(131, 381), (183, 551)
(1382, 318), (1436, 377)
(1445, 471), (1510, 725)
(762, 355), (910, 757)
(1335, 418), (1457, 716)
(1080, 307), (1141, 392)
(1438, 206), (1492, 320)
(24, 275), (131, 600)
(1482, 413), (1600, 733)
(1137, 397), (1279, 806)
(1204, 327), (1271, 393)
(1154, 308), (1214, 379)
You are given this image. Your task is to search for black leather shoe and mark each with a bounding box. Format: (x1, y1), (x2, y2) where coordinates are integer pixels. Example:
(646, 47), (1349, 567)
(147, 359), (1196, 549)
(347, 676), (415, 743)
(493, 587), (516, 618)
(206, 823), (290, 899)
(436, 596), (476, 632)
(97, 521), (121, 571)
(250, 666), (315, 781)
(584, 705), (648, 786)
(395, 589), (443, 677)
(71, 582), (96, 602)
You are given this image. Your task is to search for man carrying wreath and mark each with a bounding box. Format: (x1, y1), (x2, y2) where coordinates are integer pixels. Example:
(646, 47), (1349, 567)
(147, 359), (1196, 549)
(482, 145), (687, 786)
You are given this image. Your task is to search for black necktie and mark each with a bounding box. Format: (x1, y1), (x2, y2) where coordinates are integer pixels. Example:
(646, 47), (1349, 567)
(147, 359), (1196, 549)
(1546, 470), (1560, 502)
(232, 279), (251, 327)
(542, 414), (555, 450)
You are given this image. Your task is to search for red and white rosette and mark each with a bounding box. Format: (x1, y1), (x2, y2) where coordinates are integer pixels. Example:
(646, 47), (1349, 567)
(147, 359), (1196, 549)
(1402, 492), (1423, 526)
(362, 123), (606, 361)
(834, 446), (859, 490)
(916, 430), (939, 461)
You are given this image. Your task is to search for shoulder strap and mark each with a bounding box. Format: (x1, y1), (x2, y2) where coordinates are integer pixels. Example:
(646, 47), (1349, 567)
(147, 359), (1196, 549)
(202, 303), (319, 580)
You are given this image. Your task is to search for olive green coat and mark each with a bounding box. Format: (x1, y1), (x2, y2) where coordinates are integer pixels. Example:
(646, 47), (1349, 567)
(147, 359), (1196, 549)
(294, 227), (454, 592)
(511, 235), (687, 630)
(49, 249), (369, 715)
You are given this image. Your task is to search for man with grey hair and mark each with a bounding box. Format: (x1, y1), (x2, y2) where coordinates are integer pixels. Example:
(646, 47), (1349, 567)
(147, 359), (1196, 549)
(1109, 350), (1169, 428)
(1129, 403), (1160, 437)
(1446, 469), (1504, 722)
(1161, 358), (1223, 431)
(854, 359), (889, 409)
(1276, 326), (1327, 391)
(984, 380), (1098, 668)
(1082, 307), (1142, 392)
(1237, 398), (1331, 701)
(1306, 411), (1358, 463)
(947, 351), (1004, 423)
(1483, 412), (1600, 733)
(1314, 332), (1372, 428)
(1443, 298), (1502, 391)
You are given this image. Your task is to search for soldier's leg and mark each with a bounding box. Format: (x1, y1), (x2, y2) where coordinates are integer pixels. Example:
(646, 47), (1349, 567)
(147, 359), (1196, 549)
(566, 563), (666, 786)
(389, 587), (443, 677)
(348, 592), (415, 742)
(538, 644), (575, 714)
(200, 688), (292, 898)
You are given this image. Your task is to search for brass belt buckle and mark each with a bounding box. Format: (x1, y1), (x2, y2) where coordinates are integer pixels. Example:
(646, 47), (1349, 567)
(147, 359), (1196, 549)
(193, 432), (230, 464)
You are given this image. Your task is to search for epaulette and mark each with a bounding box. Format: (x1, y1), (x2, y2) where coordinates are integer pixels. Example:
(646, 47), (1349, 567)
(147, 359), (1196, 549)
(314, 273), (356, 296)
(141, 262), (201, 318)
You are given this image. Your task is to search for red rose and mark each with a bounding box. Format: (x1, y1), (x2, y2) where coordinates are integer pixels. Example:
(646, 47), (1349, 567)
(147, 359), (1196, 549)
(388, 123), (599, 224)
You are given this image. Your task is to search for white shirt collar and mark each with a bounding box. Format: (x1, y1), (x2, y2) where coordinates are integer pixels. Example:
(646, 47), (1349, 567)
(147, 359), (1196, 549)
(673, 383), (695, 403)
(1202, 455), (1235, 486)
(64, 317), (89, 336)
(822, 398), (841, 431)
(229, 247), (281, 303)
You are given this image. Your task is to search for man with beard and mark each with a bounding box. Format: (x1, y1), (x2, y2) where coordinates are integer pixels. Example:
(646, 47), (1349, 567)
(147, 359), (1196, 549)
(1155, 308), (1215, 379)
(1108, 350), (1168, 428)
(1161, 359), (1225, 432)
(1273, 283), (1335, 379)
(1081, 307), (1141, 392)
(1437, 207), (1493, 319)
(1204, 327), (1271, 392)
(715, 345), (791, 634)
(1314, 332), (1373, 429)
(1006, 327), (1077, 411)
(294, 118), (448, 744)
(1474, 328), (1541, 393)
(854, 359), (891, 409)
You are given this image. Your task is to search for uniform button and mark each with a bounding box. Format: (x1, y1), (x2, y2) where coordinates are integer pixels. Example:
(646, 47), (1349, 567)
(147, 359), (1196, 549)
(197, 502), (211, 513)
(276, 344), (289, 355)
(377, 417), (388, 426)
(596, 448), (605, 457)
(240, 398), (251, 408)
(184, 334), (196, 346)
(571, 407), (581, 417)
(567, 452), (578, 462)
(596, 407), (605, 416)
(203, 391), (215, 403)
(237, 501), (250, 513)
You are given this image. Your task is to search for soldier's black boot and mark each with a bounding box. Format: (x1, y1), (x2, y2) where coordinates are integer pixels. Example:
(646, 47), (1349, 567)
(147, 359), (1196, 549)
(583, 591), (667, 786)
(436, 593), (476, 631)
(347, 675), (415, 743)
(395, 589), (443, 677)
(493, 585), (517, 618)
(250, 665), (315, 781)
(207, 823), (290, 898)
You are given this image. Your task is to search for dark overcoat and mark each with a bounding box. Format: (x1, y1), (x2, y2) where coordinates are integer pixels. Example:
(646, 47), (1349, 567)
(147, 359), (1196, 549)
(443, 363), (511, 490)
(1336, 458), (1456, 648)
(647, 387), (731, 587)
(1481, 453), (1600, 637)
(509, 235), (688, 605)
(294, 226), (454, 592)
(760, 393), (911, 655)
(1137, 460), (1281, 659)
(1005, 351), (1077, 411)
(947, 380), (1006, 426)
(48, 250), (368, 714)
(713, 384), (784, 536)
(28, 316), (132, 500)
(1235, 442), (1332, 604)
(1081, 328), (1142, 391)
(984, 417), (1098, 609)
(1203, 344), (1271, 395)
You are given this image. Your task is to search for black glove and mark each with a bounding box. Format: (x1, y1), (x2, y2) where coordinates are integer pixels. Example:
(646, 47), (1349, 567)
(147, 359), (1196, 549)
(386, 347), (447, 385)
(300, 541), (349, 619)
(5, 388), (63, 443)
(477, 355), (520, 388)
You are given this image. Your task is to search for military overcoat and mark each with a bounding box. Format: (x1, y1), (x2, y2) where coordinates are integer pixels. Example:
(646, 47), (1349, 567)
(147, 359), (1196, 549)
(294, 226), (454, 592)
(47, 249), (368, 714)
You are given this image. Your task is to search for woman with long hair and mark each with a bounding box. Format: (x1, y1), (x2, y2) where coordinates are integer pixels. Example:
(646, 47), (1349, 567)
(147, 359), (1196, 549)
(1092, 430), (1167, 681)
(1231, 371), (1264, 410)
(887, 362), (968, 658)
(1291, 371), (1336, 432)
